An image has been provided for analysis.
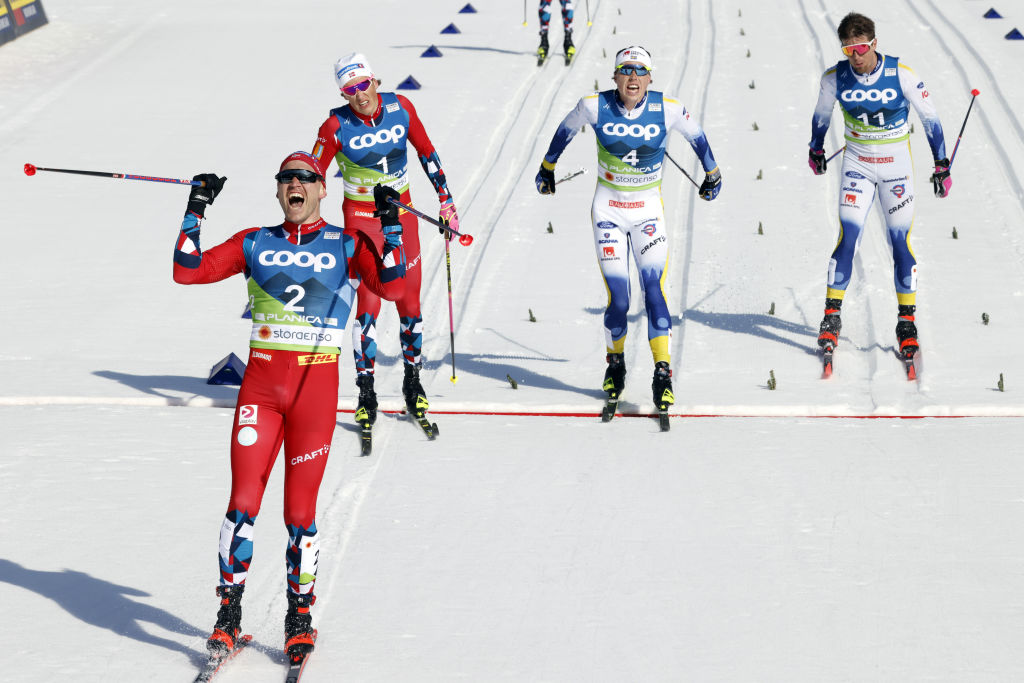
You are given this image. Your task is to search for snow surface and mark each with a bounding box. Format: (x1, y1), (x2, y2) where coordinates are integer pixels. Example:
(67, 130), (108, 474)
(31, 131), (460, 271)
(2, 0), (1023, 680)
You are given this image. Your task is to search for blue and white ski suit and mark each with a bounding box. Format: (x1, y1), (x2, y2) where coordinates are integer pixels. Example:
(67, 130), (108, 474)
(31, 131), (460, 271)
(810, 54), (946, 305)
(543, 89), (717, 363)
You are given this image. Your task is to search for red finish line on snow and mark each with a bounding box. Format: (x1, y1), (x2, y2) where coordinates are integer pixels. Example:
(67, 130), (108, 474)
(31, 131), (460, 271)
(335, 409), (1016, 420)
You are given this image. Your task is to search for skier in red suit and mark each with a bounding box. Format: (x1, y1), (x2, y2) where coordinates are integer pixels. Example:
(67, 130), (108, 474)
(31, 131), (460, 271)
(312, 51), (459, 430)
(173, 151), (406, 662)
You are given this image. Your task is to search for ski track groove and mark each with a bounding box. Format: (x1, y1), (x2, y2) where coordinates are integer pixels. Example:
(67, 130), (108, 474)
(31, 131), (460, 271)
(416, 0), (607, 387)
(907, 0), (1024, 213)
(309, 4), (609, 633)
(663, 0), (698, 380)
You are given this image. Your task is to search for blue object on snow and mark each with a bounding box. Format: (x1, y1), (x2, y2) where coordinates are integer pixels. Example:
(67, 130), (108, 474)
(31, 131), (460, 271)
(459, 3), (477, 12)
(397, 75), (422, 90)
(441, 23), (461, 34)
(421, 45), (443, 57)
(208, 352), (246, 385)
(984, 8), (1002, 19)
(1007, 28), (1024, 39)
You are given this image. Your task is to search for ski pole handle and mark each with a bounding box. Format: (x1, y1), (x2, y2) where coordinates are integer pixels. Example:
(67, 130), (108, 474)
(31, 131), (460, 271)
(385, 196), (474, 246)
(24, 163), (203, 186)
(949, 88), (980, 168)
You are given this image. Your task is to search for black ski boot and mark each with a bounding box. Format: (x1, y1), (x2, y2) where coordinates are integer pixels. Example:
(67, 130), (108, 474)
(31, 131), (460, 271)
(652, 361), (674, 410)
(355, 373), (377, 426)
(284, 592), (316, 657)
(603, 353), (625, 398)
(896, 304), (919, 357)
(403, 364), (429, 418)
(207, 585), (244, 654)
(817, 297), (843, 350)
(563, 29), (576, 64)
(537, 31), (549, 65)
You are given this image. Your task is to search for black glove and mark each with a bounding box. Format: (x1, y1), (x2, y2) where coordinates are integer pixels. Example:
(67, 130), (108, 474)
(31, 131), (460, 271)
(931, 158), (952, 198)
(372, 184), (406, 282)
(373, 183), (400, 226)
(698, 167), (722, 201)
(808, 148), (827, 175)
(535, 164), (556, 195)
(187, 173), (226, 217)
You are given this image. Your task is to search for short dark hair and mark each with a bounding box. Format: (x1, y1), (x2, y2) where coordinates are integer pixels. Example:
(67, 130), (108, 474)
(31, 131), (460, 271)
(837, 12), (875, 41)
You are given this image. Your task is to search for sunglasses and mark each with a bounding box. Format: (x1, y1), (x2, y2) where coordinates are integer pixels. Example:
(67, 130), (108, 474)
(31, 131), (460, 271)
(340, 79), (372, 96)
(841, 40), (875, 57)
(275, 169), (323, 184)
(616, 64), (650, 77)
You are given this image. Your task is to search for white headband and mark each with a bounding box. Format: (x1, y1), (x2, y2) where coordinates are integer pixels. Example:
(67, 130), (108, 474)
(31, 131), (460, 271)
(334, 52), (374, 88)
(614, 46), (653, 70)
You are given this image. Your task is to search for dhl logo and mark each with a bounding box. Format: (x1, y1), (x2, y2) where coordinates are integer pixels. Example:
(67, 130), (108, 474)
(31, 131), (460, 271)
(298, 353), (338, 366)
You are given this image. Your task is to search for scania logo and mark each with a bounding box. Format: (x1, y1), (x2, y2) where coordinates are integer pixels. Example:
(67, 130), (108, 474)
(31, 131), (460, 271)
(601, 122), (661, 140)
(840, 88), (898, 104)
(348, 124), (406, 149)
(258, 250), (337, 272)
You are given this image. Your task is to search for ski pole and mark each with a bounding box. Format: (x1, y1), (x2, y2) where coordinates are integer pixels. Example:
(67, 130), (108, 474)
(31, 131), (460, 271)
(523, 0), (527, 26)
(825, 146), (845, 164)
(949, 88), (980, 167)
(586, 0), (592, 26)
(664, 152), (700, 189)
(385, 196), (474, 246)
(556, 168), (588, 185)
(444, 239), (458, 384)
(24, 163), (204, 187)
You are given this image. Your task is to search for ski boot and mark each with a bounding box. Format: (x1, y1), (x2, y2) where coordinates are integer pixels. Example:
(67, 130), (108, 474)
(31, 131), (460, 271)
(537, 31), (549, 66)
(817, 298), (843, 351)
(206, 585), (244, 654)
(403, 364), (429, 418)
(652, 361), (674, 431)
(563, 29), (576, 65)
(896, 304), (920, 378)
(284, 592), (316, 657)
(652, 362), (674, 409)
(896, 304), (918, 356)
(603, 353), (625, 397)
(601, 353), (625, 422)
(355, 373), (377, 426)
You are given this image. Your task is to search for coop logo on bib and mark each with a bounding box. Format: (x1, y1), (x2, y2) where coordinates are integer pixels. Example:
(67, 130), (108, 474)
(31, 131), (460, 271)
(601, 122), (661, 141)
(840, 88), (898, 104)
(349, 124), (406, 149)
(258, 250), (337, 272)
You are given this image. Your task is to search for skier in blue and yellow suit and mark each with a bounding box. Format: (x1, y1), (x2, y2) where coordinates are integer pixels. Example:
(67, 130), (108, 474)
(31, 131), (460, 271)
(535, 45), (721, 412)
(808, 12), (950, 361)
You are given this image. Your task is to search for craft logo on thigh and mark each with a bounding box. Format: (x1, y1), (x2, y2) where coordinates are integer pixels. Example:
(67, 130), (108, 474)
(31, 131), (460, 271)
(291, 443), (331, 466)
